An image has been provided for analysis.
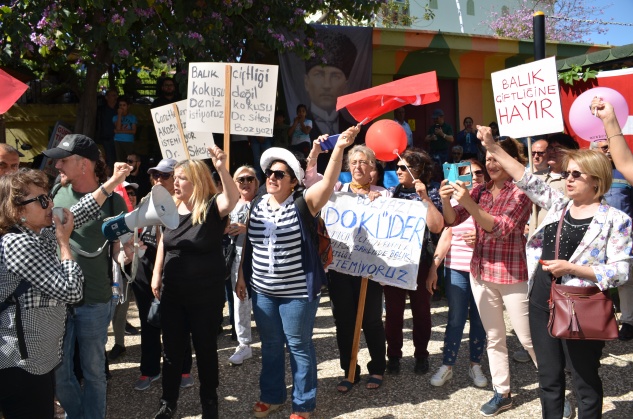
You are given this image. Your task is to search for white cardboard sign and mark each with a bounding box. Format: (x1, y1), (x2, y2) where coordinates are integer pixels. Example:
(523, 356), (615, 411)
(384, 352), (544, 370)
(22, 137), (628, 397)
(491, 56), (563, 138)
(186, 62), (278, 136)
(151, 100), (212, 160)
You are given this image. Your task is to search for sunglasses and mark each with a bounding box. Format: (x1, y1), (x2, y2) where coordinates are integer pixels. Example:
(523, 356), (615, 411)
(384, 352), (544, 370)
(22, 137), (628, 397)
(599, 145), (609, 152)
(265, 169), (288, 180)
(236, 175), (255, 184)
(561, 170), (585, 179)
(126, 190), (136, 197)
(531, 151), (546, 157)
(126, 159), (138, 164)
(150, 172), (171, 180)
(396, 165), (412, 172)
(18, 194), (52, 209)
(472, 170), (484, 176)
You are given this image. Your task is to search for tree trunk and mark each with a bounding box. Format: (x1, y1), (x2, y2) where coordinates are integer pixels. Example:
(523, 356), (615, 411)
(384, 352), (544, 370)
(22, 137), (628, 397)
(74, 63), (104, 138)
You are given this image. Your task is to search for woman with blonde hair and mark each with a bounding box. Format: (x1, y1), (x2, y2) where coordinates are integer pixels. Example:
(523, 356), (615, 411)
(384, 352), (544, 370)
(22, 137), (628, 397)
(151, 147), (239, 419)
(226, 165), (259, 365)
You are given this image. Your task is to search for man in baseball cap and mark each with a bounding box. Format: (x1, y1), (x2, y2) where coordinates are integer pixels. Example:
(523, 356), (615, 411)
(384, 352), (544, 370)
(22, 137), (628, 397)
(43, 134), (101, 162)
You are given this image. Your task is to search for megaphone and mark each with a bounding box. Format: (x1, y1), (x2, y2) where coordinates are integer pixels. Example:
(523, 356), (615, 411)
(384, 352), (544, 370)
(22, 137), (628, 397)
(101, 184), (179, 241)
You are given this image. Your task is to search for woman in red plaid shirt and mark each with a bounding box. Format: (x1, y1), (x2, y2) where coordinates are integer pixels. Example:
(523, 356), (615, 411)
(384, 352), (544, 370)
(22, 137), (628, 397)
(440, 138), (535, 417)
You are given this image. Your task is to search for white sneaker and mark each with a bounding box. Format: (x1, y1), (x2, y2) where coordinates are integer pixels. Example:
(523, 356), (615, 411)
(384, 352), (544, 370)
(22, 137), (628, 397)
(228, 344), (252, 365)
(469, 364), (488, 388)
(430, 365), (453, 387)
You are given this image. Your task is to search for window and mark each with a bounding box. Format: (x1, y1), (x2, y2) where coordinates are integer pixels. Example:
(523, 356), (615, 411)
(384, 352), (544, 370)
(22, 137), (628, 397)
(429, 0), (438, 9)
(467, 0), (475, 16)
(501, 5), (509, 16)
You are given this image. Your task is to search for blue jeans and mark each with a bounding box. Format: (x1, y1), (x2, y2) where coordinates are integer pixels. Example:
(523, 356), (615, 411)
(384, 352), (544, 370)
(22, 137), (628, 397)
(252, 292), (319, 413)
(442, 268), (486, 366)
(55, 301), (114, 419)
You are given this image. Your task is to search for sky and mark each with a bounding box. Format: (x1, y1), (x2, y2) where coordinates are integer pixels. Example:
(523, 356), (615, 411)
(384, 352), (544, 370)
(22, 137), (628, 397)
(588, 0), (633, 46)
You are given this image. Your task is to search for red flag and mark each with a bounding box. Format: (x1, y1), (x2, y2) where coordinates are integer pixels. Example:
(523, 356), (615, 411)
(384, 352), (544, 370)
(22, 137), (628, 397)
(0, 69), (28, 114)
(336, 71), (440, 123)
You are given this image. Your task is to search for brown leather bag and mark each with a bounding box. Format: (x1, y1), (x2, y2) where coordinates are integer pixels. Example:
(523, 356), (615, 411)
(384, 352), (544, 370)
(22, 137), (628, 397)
(546, 209), (619, 340)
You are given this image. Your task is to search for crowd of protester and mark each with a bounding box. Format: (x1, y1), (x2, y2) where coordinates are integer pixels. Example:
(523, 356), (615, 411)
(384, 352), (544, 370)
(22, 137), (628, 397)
(1, 98), (633, 419)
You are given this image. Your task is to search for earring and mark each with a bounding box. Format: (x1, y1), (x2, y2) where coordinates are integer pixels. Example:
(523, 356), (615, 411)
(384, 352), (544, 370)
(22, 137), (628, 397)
(594, 185), (598, 192)
(20, 216), (27, 223)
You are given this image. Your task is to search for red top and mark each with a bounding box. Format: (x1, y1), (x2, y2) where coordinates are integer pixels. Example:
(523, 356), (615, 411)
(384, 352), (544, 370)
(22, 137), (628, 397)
(450, 180), (531, 284)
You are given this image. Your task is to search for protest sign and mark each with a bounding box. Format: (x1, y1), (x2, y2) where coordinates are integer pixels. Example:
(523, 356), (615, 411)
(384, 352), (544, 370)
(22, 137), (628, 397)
(40, 121), (73, 177)
(491, 56), (563, 138)
(151, 100), (213, 160)
(187, 62), (278, 136)
(322, 193), (428, 290)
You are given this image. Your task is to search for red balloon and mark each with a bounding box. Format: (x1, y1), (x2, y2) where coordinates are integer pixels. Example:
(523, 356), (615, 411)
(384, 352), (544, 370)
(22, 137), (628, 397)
(365, 119), (407, 161)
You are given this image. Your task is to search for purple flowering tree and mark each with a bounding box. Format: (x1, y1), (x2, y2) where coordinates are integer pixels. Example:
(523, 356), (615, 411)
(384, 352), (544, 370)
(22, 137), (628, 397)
(485, 0), (610, 43)
(0, 0), (388, 137)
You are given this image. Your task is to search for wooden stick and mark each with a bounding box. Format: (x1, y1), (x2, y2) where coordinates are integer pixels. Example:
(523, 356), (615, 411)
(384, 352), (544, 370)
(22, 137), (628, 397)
(347, 276), (369, 384)
(172, 103), (190, 160)
(224, 65), (232, 170)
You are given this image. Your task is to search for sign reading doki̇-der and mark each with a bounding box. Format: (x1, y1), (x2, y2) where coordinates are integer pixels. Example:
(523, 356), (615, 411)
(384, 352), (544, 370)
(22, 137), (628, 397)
(151, 100), (212, 160)
(491, 56), (563, 138)
(322, 193), (428, 290)
(186, 63), (278, 135)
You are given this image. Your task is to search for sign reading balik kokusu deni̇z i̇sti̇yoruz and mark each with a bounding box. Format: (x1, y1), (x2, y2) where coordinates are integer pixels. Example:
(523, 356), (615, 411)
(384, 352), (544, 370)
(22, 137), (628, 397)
(151, 63), (279, 160)
(491, 56), (564, 139)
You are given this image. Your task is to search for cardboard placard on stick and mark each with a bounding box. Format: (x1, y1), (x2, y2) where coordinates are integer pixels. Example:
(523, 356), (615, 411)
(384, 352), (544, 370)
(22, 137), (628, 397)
(491, 56), (563, 138)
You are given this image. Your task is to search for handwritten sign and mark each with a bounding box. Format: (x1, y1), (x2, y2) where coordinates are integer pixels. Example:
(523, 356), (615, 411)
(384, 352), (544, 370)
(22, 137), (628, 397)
(491, 56), (563, 138)
(187, 62), (278, 136)
(40, 121), (73, 177)
(151, 100), (213, 160)
(322, 193), (428, 290)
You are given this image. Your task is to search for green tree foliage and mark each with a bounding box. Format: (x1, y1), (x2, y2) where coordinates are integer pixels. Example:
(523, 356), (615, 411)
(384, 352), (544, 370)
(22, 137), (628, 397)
(0, 0), (388, 136)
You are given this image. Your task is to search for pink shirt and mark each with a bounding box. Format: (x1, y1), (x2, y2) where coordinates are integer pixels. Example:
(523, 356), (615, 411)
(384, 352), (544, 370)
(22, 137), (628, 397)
(445, 201), (475, 272)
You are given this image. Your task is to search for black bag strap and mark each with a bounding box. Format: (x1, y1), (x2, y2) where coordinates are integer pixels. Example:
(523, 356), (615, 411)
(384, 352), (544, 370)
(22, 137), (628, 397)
(550, 207), (568, 283)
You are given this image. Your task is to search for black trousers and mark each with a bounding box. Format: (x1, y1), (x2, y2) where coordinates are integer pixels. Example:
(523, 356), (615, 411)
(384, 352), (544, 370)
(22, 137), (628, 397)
(160, 281), (225, 405)
(132, 280), (192, 377)
(529, 305), (605, 419)
(328, 271), (386, 377)
(0, 367), (54, 419)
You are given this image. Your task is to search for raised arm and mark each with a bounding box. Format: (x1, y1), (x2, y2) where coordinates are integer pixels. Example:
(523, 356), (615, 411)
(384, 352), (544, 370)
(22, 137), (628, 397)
(591, 98), (633, 183)
(304, 126), (359, 215)
(208, 145), (239, 218)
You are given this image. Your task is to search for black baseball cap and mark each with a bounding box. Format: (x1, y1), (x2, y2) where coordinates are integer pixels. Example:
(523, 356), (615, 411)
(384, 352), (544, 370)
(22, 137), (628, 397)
(43, 134), (100, 161)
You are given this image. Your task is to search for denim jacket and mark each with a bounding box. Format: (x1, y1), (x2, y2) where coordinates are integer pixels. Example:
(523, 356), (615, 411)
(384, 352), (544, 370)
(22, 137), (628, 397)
(516, 169), (633, 293)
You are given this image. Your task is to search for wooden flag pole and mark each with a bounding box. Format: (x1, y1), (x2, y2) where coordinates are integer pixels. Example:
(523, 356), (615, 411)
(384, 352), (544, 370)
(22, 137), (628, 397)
(224, 65), (232, 170)
(347, 276), (369, 384)
(172, 103), (190, 160)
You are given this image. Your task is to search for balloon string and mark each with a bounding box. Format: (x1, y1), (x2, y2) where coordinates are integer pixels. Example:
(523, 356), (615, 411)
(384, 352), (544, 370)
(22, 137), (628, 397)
(394, 150), (416, 181)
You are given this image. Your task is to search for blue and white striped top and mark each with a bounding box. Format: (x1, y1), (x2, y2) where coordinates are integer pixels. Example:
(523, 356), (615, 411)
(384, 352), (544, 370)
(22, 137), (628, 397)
(248, 194), (307, 298)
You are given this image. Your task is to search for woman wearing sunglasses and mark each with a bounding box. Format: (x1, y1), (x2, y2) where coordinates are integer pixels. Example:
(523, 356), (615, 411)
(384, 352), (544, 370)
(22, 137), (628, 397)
(150, 147), (239, 419)
(0, 164), (131, 418)
(476, 126), (632, 418)
(426, 159), (489, 389)
(384, 148), (444, 376)
(329, 145), (391, 393)
(440, 138), (536, 416)
(225, 166), (259, 366)
(236, 126), (358, 419)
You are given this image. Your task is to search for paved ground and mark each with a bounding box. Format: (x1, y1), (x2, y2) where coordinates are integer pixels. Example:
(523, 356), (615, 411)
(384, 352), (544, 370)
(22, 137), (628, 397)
(104, 292), (633, 418)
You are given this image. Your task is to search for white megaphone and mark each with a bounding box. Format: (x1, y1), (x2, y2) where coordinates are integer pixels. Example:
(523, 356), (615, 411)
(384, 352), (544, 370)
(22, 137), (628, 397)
(101, 184), (179, 241)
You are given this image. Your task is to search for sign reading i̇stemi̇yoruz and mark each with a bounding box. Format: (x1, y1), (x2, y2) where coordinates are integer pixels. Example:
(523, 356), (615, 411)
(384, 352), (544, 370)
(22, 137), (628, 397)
(491, 56), (563, 139)
(152, 100), (213, 160)
(322, 192), (428, 290)
(186, 62), (279, 135)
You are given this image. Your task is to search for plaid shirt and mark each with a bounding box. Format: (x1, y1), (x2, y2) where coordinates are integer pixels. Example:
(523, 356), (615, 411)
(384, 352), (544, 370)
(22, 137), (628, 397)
(450, 180), (531, 284)
(0, 193), (100, 374)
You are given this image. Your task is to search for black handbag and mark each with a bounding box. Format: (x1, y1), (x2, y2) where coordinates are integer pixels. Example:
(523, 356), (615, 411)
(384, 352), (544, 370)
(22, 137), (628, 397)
(147, 298), (161, 328)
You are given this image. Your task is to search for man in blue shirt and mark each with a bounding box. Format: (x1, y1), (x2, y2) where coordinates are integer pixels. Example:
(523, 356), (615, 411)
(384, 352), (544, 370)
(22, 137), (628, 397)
(394, 107), (413, 148)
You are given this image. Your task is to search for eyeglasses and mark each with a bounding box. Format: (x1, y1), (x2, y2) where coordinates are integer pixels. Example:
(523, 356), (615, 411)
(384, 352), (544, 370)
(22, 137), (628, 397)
(396, 165), (412, 172)
(531, 151), (546, 157)
(150, 172), (171, 180)
(472, 170), (484, 176)
(561, 170), (586, 179)
(126, 159), (138, 164)
(18, 194), (52, 209)
(349, 160), (369, 167)
(265, 169), (289, 180)
(236, 176), (255, 184)
(126, 190), (136, 197)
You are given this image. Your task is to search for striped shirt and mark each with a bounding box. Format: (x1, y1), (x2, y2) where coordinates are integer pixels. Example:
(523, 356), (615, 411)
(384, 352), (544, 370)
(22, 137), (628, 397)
(248, 194), (307, 298)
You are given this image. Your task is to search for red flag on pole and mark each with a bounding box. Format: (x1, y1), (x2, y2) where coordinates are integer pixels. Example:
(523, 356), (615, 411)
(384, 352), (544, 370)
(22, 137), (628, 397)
(0, 69), (28, 114)
(336, 71), (440, 124)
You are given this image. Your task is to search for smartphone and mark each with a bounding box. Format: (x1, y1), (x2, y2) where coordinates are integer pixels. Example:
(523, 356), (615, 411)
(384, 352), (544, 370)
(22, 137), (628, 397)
(320, 134), (339, 151)
(52, 207), (65, 224)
